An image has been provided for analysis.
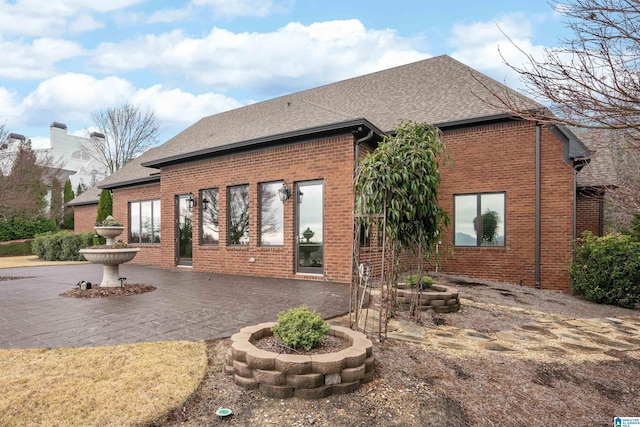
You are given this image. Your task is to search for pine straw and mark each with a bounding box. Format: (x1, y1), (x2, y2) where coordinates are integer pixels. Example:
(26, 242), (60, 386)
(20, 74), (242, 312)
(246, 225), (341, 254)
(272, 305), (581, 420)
(0, 341), (207, 427)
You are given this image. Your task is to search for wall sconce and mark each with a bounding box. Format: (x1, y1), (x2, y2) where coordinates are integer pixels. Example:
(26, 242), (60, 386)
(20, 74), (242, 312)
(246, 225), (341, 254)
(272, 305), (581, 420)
(201, 197), (209, 211)
(278, 181), (290, 202)
(298, 189), (304, 204)
(187, 192), (197, 210)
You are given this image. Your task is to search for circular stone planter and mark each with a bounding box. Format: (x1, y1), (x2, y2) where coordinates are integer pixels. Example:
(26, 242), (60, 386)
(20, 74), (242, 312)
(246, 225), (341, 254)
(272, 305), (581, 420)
(94, 226), (125, 245)
(396, 283), (461, 313)
(225, 323), (374, 399)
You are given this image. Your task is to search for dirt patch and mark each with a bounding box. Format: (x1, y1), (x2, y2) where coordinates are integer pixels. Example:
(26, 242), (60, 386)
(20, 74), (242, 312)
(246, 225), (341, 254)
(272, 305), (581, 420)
(60, 284), (156, 298)
(253, 334), (351, 355)
(158, 276), (640, 426)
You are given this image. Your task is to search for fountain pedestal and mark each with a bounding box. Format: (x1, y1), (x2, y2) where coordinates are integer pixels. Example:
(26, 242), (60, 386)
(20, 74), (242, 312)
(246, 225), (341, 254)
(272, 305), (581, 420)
(80, 217), (139, 287)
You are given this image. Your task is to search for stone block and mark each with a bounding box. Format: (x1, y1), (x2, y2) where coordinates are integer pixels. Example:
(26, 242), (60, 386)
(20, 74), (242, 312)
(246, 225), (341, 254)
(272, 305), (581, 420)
(233, 360), (253, 378)
(234, 374), (258, 390)
(231, 341), (254, 363)
(364, 356), (375, 373)
(286, 373), (324, 389)
(362, 370), (375, 383)
(259, 383), (294, 399)
(230, 332), (252, 344)
(246, 348), (276, 370)
(341, 347), (366, 368)
(275, 354), (312, 374)
(225, 349), (233, 365)
(253, 369), (286, 386)
(341, 365), (365, 382)
(223, 364), (235, 376)
(311, 352), (345, 374)
(428, 299), (446, 307)
(325, 372), (341, 385)
(295, 385), (333, 399)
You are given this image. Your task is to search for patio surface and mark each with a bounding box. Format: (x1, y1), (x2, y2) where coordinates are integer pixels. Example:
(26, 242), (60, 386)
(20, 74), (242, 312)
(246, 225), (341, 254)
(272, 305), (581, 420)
(0, 259), (349, 349)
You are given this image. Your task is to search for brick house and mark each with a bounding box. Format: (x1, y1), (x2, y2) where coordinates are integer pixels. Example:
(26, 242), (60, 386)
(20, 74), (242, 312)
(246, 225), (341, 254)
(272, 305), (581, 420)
(82, 55), (594, 291)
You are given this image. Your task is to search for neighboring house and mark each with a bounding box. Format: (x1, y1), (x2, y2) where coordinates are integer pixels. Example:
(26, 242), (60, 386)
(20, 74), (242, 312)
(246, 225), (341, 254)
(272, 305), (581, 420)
(95, 55), (595, 291)
(45, 122), (108, 191)
(66, 185), (102, 233)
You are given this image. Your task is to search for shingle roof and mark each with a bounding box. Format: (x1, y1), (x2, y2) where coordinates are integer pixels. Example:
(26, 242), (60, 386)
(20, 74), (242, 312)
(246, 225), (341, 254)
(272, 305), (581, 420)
(575, 130), (618, 188)
(99, 55), (540, 189)
(66, 185), (101, 206)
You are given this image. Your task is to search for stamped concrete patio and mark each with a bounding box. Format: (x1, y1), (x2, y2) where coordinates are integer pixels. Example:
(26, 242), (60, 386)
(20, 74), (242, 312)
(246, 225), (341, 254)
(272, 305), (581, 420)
(0, 260), (349, 349)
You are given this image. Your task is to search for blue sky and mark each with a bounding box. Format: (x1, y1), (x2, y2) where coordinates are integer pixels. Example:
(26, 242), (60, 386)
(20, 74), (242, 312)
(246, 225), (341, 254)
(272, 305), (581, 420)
(0, 0), (571, 149)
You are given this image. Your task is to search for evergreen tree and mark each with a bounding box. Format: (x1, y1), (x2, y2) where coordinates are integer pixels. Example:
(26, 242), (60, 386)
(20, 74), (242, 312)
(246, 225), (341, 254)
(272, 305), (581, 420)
(1, 140), (48, 218)
(49, 177), (63, 227)
(96, 189), (113, 223)
(76, 181), (86, 196)
(62, 179), (74, 229)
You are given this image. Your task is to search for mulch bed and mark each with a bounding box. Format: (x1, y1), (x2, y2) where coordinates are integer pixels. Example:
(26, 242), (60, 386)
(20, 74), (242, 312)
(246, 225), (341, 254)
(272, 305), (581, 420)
(60, 284), (156, 298)
(0, 276), (33, 281)
(252, 334), (351, 355)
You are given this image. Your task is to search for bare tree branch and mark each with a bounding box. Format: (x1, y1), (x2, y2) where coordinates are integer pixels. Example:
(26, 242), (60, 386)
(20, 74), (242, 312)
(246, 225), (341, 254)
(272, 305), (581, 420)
(84, 103), (159, 174)
(488, 0), (640, 133)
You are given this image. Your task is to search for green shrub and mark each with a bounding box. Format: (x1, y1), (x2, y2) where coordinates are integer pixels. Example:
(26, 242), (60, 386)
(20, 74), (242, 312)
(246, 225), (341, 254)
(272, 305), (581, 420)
(406, 274), (435, 290)
(0, 216), (57, 242)
(271, 305), (330, 351)
(33, 232), (95, 261)
(0, 240), (33, 256)
(571, 232), (640, 308)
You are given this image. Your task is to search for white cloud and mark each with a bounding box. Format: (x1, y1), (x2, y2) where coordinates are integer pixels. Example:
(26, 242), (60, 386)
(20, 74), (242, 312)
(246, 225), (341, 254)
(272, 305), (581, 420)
(133, 85), (244, 125)
(69, 14), (105, 33)
(0, 0), (143, 36)
(447, 14), (547, 89)
(91, 19), (430, 95)
(147, 7), (191, 24)
(190, 0), (288, 18)
(0, 37), (84, 80)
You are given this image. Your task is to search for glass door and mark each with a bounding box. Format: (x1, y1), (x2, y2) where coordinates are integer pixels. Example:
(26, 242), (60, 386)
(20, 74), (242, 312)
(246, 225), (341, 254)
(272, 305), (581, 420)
(296, 180), (323, 274)
(176, 194), (192, 265)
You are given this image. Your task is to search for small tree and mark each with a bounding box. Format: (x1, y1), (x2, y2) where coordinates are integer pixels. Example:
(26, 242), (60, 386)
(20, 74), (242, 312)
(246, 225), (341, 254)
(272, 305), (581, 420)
(355, 121), (450, 329)
(76, 182), (86, 196)
(62, 179), (74, 229)
(85, 103), (159, 174)
(49, 177), (63, 227)
(96, 189), (113, 223)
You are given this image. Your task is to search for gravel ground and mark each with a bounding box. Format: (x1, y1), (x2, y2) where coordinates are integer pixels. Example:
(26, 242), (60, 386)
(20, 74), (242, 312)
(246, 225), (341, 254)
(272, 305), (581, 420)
(158, 276), (640, 427)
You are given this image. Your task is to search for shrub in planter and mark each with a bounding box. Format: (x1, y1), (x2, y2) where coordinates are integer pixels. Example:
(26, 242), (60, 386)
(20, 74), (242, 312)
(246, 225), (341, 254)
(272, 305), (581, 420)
(406, 274), (435, 290)
(272, 305), (330, 351)
(571, 232), (640, 308)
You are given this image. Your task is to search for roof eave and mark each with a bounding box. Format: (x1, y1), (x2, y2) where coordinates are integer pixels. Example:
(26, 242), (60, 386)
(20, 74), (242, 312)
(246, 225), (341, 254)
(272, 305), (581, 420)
(141, 118), (384, 169)
(98, 175), (160, 191)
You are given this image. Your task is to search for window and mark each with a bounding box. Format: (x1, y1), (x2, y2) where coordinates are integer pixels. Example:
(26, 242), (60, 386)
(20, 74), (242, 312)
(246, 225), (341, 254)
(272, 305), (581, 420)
(130, 200), (161, 244)
(454, 192), (505, 247)
(228, 185), (249, 245)
(201, 188), (219, 245)
(259, 181), (284, 246)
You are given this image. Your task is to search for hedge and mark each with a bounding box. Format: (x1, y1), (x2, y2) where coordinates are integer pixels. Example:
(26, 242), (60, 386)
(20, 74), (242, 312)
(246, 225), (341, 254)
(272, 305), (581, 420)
(0, 240), (33, 257)
(0, 217), (57, 242)
(32, 232), (95, 261)
(571, 232), (640, 308)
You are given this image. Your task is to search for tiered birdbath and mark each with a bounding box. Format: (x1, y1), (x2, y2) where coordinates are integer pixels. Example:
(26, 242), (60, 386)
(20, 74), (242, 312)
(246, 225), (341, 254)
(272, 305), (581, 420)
(79, 216), (140, 287)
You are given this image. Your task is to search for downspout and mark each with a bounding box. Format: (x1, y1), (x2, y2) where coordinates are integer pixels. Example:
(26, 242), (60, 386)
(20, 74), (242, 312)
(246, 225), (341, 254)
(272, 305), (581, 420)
(572, 166), (578, 261)
(535, 124), (541, 289)
(354, 127), (374, 168)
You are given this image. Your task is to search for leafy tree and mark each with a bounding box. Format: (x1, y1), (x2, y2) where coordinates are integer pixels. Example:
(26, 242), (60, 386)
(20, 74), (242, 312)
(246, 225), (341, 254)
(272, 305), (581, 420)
(1, 139), (50, 219)
(62, 179), (74, 229)
(49, 177), (63, 227)
(96, 189), (113, 223)
(85, 103), (159, 173)
(475, 210), (500, 245)
(355, 121), (450, 326)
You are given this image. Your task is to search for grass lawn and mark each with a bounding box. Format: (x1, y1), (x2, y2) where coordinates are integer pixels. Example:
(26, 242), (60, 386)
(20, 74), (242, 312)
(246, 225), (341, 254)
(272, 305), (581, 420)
(0, 341), (207, 427)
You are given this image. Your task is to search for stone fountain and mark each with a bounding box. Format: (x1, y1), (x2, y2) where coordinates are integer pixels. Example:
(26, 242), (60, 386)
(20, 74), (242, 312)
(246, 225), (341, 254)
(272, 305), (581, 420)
(79, 216), (140, 287)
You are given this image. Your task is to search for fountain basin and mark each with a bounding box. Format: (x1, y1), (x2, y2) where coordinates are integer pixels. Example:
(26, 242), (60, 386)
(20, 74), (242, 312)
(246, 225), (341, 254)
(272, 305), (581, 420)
(80, 247), (140, 287)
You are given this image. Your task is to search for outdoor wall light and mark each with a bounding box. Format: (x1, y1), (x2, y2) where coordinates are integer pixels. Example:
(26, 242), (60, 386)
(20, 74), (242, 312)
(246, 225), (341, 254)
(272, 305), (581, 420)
(298, 189), (304, 204)
(278, 181), (291, 202)
(187, 192), (197, 210)
(201, 197), (209, 211)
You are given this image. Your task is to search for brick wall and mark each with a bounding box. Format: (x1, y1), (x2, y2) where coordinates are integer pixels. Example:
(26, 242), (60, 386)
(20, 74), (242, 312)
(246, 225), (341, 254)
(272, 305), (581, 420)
(576, 189), (603, 237)
(112, 183), (164, 267)
(432, 121), (575, 291)
(73, 204), (98, 233)
(112, 135), (355, 283)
